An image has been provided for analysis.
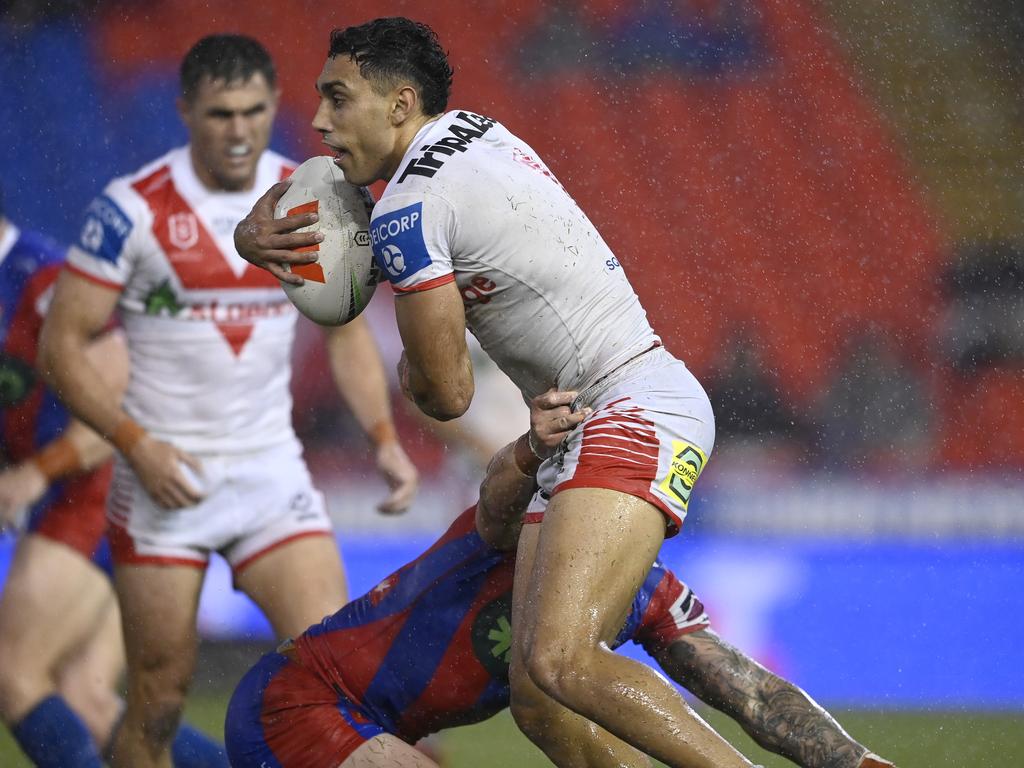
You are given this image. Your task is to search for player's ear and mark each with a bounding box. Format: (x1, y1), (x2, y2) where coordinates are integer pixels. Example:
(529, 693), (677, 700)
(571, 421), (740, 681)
(176, 96), (193, 128)
(266, 87), (282, 119)
(390, 84), (420, 126)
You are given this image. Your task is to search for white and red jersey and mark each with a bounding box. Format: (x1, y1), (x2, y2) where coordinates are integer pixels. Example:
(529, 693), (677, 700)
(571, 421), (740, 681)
(67, 146), (298, 454)
(369, 111), (661, 401)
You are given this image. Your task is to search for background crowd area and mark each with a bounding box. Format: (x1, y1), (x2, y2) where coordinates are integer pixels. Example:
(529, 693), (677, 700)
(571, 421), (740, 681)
(2, 1), (1023, 766)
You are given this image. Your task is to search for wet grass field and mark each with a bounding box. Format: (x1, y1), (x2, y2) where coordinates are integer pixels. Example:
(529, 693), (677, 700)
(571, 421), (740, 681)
(1, 696), (1020, 766)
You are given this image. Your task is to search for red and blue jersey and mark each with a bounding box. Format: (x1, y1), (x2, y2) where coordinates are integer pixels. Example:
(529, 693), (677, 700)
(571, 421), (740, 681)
(0, 223), (111, 567)
(293, 506), (709, 744)
(226, 506), (710, 765)
(0, 224), (66, 461)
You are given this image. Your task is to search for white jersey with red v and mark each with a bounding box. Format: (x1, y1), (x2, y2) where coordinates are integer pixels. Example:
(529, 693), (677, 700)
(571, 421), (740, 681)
(66, 146), (300, 454)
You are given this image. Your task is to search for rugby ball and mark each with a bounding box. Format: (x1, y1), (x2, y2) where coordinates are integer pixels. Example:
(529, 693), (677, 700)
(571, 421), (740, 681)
(274, 156), (379, 325)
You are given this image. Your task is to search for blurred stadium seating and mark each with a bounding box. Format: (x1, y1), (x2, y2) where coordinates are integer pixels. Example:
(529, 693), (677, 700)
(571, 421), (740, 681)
(1, 0), (1021, 721)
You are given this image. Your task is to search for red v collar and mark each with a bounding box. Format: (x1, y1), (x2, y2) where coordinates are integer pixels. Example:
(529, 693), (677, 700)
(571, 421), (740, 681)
(132, 164), (292, 355)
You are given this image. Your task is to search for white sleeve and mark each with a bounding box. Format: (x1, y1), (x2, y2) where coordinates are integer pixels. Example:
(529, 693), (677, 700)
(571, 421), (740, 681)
(369, 191), (456, 293)
(65, 180), (146, 288)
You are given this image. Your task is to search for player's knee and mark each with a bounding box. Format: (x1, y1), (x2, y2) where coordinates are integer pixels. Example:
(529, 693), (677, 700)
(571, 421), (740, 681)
(128, 650), (191, 742)
(521, 640), (594, 706)
(508, 675), (549, 741)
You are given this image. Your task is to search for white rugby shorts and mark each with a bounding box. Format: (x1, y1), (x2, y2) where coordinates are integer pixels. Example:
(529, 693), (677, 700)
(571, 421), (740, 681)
(107, 439), (332, 573)
(524, 347), (715, 536)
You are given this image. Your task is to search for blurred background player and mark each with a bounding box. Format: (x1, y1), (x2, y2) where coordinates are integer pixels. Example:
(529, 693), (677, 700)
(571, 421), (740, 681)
(225, 389), (894, 768)
(38, 35), (417, 768)
(0, 195), (227, 766)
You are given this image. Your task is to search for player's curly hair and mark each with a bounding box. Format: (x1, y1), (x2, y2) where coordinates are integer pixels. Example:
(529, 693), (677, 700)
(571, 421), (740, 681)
(329, 18), (453, 116)
(180, 34), (276, 102)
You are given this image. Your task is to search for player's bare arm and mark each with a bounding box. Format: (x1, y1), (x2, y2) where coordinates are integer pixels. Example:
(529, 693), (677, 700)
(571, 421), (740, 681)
(38, 271), (203, 509)
(234, 180), (322, 285)
(477, 389), (590, 550)
(394, 282), (473, 421)
(655, 630), (895, 768)
(325, 316), (418, 513)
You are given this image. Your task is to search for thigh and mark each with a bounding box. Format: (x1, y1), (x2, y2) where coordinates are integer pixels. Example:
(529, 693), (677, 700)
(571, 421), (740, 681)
(518, 487), (666, 651)
(0, 534), (113, 674)
(114, 563), (204, 690)
(235, 534), (347, 639)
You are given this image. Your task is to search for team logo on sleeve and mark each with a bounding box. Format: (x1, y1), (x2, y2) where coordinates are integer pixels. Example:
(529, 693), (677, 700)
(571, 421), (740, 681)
(370, 203), (432, 283)
(658, 440), (708, 510)
(78, 194), (132, 264)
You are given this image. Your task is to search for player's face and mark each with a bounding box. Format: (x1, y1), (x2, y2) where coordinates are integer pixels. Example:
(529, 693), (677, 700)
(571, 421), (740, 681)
(179, 73), (279, 191)
(312, 55), (405, 186)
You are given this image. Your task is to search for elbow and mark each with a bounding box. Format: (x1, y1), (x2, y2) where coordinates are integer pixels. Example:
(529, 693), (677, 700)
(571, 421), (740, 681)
(413, 381), (473, 422)
(422, 395), (471, 422)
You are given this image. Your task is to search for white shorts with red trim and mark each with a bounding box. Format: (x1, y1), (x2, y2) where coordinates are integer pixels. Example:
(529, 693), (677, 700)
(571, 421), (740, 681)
(107, 439), (332, 572)
(524, 348), (714, 537)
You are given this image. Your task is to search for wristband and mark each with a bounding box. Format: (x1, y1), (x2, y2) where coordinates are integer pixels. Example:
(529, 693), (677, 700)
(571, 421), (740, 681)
(31, 436), (83, 482)
(368, 420), (398, 447)
(111, 418), (146, 456)
(513, 434), (541, 476)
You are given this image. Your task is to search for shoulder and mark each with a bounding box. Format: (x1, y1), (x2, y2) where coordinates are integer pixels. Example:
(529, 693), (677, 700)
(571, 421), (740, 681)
(391, 110), (500, 187)
(84, 149), (179, 229)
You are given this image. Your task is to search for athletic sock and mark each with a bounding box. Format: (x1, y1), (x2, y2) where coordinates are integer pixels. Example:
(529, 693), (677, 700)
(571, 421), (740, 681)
(10, 695), (103, 768)
(171, 722), (230, 768)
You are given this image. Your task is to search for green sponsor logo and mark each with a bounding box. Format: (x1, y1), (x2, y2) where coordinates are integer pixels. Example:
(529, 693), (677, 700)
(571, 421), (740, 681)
(470, 592), (513, 680)
(144, 280), (183, 316)
(0, 354), (36, 407)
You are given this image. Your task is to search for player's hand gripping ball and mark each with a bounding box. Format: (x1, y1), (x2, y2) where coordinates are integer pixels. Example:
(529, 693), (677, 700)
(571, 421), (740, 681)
(274, 156), (379, 325)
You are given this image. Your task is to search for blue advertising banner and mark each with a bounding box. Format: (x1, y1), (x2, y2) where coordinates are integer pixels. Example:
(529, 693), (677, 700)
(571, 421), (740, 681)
(2, 532), (1020, 709)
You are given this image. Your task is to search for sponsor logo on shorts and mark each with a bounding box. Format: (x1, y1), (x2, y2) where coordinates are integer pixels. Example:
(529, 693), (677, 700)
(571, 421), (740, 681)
(470, 592), (513, 680)
(78, 194), (132, 264)
(658, 440), (708, 510)
(288, 492), (319, 521)
(370, 203), (432, 283)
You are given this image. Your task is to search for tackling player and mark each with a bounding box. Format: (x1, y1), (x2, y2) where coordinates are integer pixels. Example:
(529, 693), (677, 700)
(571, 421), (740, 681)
(0, 202), (226, 766)
(234, 17), (739, 767)
(225, 390), (895, 768)
(38, 36), (417, 768)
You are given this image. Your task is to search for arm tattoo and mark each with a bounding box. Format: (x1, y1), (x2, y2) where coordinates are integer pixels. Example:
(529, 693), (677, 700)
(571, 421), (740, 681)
(659, 631), (867, 768)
